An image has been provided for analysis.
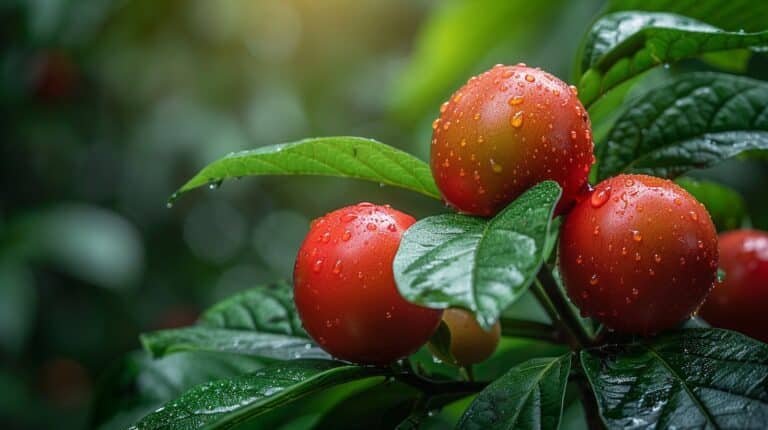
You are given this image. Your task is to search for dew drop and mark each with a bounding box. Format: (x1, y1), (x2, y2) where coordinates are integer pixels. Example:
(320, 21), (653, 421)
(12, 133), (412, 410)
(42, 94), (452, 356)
(473, 112), (481, 120)
(589, 274), (599, 286)
(632, 288), (639, 296)
(673, 198), (682, 206)
(576, 254), (583, 265)
(442, 121), (451, 131)
(440, 102), (449, 113)
(631, 230), (642, 242)
(508, 95), (524, 106)
(593, 226), (600, 236)
(341, 213), (358, 223)
(581, 291), (590, 299)
(460, 138), (467, 147)
(569, 85), (578, 95)
(648, 268), (655, 276)
(432, 118), (440, 130)
(387, 223), (397, 232)
(332, 260), (343, 275)
(490, 158), (503, 173)
(697, 240), (704, 249)
(385, 311), (392, 319)
(342, 230), (352, 241)
(366, 223), (377, 231)
(321, 232), (331, 243)
(312, 259), (324, 273)
(570, 130), (578, 140)
(654, 253), (661, 263)
(590, 186), (611, 208)
(625, 178), (635, 187)
(525, 74), (535, 82)
(680, 257), (686, 265)
(510, 111), (524, 128)
(621, 247), (628, 256)
(634, 252), (642, 261)
(689, 211), (699, 221)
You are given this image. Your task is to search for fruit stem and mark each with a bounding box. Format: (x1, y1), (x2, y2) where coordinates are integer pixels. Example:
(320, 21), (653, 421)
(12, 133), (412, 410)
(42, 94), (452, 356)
(499, 318), (562, 343)
(534, 267), (593, 349)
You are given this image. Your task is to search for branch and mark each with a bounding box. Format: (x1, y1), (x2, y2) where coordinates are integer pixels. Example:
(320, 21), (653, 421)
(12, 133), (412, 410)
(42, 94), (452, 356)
(534, 267), (593, 349)
(499, 318), (562, 344)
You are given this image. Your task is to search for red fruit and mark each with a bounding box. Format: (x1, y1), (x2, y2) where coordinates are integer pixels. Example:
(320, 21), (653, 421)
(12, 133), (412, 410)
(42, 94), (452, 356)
(700, 230), (768, 343)
(293, 203), (443, 365)
(559, 174), (718, 335)
(431, 64), (594, 217)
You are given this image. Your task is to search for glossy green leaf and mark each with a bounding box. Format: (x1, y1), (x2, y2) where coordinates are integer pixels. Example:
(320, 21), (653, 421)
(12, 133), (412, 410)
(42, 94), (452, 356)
(140, 283), (326, 360)
(171, 137), (440, 202)
(130, 360), (385, 430)
(92, 351), (268, 430)
(581, 328), (768, 429)
(676, 177), (748, 231)
(606, 0), (768, 32)
(577, 12), (768, 106)
(457, 354), (572, 430)
(394, 181), (561, 329)
(596, 73), (768, 179)
(200, 281), (306, 337)
(140, 327), (328, 361)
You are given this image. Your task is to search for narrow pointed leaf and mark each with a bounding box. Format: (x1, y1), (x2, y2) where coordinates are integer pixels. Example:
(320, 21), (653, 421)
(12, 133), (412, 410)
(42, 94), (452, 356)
(597, 73), (768, 179)
(581, 328), (768, 429)
(577, 12), (768, 106)
(140, 327), (329, 361)
(394, 181), (561, 329)
(172, 137), (440, 202)
(457, 354), (572, 430)
(130, 360), (384, 430)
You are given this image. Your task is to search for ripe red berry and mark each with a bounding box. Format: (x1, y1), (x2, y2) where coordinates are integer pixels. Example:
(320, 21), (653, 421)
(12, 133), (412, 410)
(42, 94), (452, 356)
(293, 203), (443, 365)
(430, 308), (500, 366)
(559, 174), (718, 335)
(700, 230), (768, 343)
(431, 64), (594, 217)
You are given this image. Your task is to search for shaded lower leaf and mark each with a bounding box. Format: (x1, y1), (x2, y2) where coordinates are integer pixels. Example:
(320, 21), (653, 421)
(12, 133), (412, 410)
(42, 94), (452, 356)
(394, 181), (561, 329)
(140, 327), (329, 361)
(581, 328), (768, 429)
(199, 281), (306, 337)
(171, 137), (440, 202)
(457, 354), (572, 430)
(131, 360), (385, 430)
(597, 73), (768, 180)
(577, 12), (768, 106)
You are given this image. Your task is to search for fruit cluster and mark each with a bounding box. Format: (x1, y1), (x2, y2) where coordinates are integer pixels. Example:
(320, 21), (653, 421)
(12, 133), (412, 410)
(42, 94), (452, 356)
(293, 64), (765, 365)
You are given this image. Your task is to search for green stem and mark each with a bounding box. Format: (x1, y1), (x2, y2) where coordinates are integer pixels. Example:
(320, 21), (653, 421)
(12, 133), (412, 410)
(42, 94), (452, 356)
(573, 357), (607, 430)
(534, 267), (593, 349)
(499, 318), (562, 344)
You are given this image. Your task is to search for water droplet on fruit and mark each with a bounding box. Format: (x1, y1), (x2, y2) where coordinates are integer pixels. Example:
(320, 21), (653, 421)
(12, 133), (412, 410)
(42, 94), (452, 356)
(510, 111), (524, 128)
(648, 268), (655, 276)
(621, 247), (628, 255)
(590, 186), (611, 208)
(477, 135), (485, 144)
(697, 240), (704, 249)
(341, 213), (358, 223)
(508, 95), (524, 106)
(673, 198), (682, 206)
(442, 121), (451, 131)
(385, 311), (392, 319)
(634, 252), (642, 261)
(460, 138), (467, 147)
(593, 226), (600, 236)
(473, 112), (481, 120)
(366, 223), (377, 231)
(581, 291), (589, 299)
(342, 230), (352, 241)
(357, 271), (364, 280)
(631, 230), (642, 242)
(689, 211), (698, 221)
(680, 257), (686, 266)
(321, 232), (331, 243)
(432, 118), (440, 130)
(440, 102), (449, 113)
(569, 85), (578, 95)
(632, 288), (639, 296)
(332, 260), (343, 275)
(589, 274), (599, 286)
(654, 253), (661, 263)
(570, 130), (578, 140)
(387, 223), (397, 232)
(576, 255), (583, 265)
(525, 74), (535, 82)
(312, 259), (324, 273)
(490, 158), (503, 173)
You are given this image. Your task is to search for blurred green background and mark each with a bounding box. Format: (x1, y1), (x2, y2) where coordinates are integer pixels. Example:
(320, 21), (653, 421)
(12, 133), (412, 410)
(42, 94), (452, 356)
(2, 1), (767, 429)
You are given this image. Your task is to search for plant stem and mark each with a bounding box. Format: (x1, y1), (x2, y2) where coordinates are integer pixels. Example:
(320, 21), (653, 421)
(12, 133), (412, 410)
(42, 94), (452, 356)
(499, 318), (562, 343)
(534, 267), (593, 349)
(573, 366), (606, 430)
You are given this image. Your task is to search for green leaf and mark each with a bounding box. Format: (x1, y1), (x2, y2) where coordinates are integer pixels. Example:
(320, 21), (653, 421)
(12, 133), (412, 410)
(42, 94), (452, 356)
(171, 137), (440, 202)
(581, 328), (768, 429)
(200, 281), (306, 337)
(426, 320), (456, 365)
(394, 181), (562, 329)
(140, 283), (326, 361)
(606, 0), (768, 32)
(140, 327), (328, 361)
(457, 354), (572, 430)
(675, 177), (748, 230)
(92, 351), (268, 430)
(596, 72), (768, 179)
(577, 12), (768, 106)
(130, 360), (385, 430)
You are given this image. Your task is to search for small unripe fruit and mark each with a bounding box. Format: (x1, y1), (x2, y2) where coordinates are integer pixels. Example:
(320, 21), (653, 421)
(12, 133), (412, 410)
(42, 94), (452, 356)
(700, 229), (768, 343)
(430, 308), (501, 366)
(559, 174), (718, 335)
(431, 64), (594, 216)
(293, 203), (443, 365)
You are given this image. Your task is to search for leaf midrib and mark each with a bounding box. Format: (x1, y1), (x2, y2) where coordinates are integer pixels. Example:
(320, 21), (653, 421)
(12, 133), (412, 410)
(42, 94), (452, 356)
(506, 358), (563, 429)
